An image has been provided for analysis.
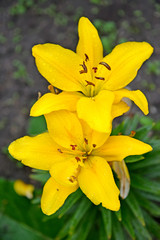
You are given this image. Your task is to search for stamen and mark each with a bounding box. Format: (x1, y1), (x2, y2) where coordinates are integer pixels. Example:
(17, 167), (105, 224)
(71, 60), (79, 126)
(85, 53), (89, 61)
(75, 156), (81, 162)
(99, 62), (111, 70)
(92, 67), (97, 73)
(93, 144), (96, 148)
(70, 144), (77, 150)
(130, 130), (136, 137)
(85, 80), (95, 87)
(95, 76), (105, 81)
(84, 138), (88, 145)
(79, 61), (87, 74)
(57, 148), (63, 153)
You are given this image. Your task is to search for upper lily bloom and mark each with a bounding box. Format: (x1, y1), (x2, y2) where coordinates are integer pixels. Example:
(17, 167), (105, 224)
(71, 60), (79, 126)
(31, 17), (153, 132)
(9, 110), (152, 215)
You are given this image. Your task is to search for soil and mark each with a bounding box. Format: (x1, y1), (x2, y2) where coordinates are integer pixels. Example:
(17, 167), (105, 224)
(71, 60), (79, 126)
(0, 0), (160, 182)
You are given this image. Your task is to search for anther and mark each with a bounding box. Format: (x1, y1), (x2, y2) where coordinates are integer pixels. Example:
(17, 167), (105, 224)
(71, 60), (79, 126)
(84, 138), (88, 145)
(57, 148), (63, 153)
(70, 144), (77, 150)
(75, 156), (81, 162)
(92, 67), (97, 73)
(95, 76), (105, 81)
(99, 62), (111, 70)
(130, 130), (136, 137)
(85, 53), (89, 62)
(79, 61), (87, 74)
(85, 80), (95, 87)
(93, 144), (96, 148)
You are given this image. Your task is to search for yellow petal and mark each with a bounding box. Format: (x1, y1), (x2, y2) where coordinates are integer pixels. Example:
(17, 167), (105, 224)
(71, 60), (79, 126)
(8, 133), (65, 170)
(41, 177), (78, 215)
(80, 119), (110, 150)
(30, 92), (82, 117)
(76, 17), (103, 69)
(78, 156), (120, 211)
(94, 136), (152, 161)
(32, 43), (90, 95)
(77, 90), (115, 132)
(114, 88), (149, 115)
(45, 110), (84, 150)
(14, 180), (34, 199)
(50, 158), (80, 186)
(97, 42), (153, 90)
(112, 101), (130, 119)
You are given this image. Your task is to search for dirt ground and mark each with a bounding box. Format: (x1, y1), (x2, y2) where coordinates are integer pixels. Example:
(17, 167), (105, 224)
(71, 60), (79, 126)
(0, 0), (160, 181)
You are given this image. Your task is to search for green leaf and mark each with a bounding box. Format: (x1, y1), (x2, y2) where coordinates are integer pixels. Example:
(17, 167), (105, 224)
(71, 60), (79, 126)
(130, 174), (160, 195)
(125, 191), (145, 225)
(143, 210), (160, 239)
(67, 208), (97, 240)
(68, 197), (92, 234)
(30, 170), (50, 184)
(132, 217), (152, 240)
(134, 125), (152, 141)
(27, 116), (47, 135)
(0, 214), (52, 240)
(121, 202), (136, 239)
(114, 209), (122, 221)
(134, 191), (160, 217)
(122, 114), (140, 135)
(100, 207), (112, 239)
(0, 178), (63, 239)
(125, 155), (144, 163)
(112, 214), (124, 240)
(139, 116), (154, 126)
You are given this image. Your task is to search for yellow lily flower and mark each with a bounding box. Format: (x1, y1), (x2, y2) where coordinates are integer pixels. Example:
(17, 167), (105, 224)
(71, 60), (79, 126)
(9, 111), (152, 215)
(31, 17), (153, 132)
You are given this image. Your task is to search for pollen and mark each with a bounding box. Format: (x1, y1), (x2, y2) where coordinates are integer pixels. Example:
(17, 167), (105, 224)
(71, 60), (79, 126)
(75, 156), (81, 162)
(130, 130), (136, 137)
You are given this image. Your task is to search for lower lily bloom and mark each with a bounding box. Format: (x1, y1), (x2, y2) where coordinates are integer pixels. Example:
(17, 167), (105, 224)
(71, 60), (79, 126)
(9, 111), (152, 215)
(30, 17), (153, 132)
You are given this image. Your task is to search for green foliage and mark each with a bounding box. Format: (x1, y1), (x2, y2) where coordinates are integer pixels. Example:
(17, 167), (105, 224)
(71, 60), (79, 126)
(10, 0), (35, 15)
(146, 60), (160, 76)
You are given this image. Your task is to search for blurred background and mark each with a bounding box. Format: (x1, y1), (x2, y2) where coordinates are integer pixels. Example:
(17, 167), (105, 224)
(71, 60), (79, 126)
(1, 0), (160, 181)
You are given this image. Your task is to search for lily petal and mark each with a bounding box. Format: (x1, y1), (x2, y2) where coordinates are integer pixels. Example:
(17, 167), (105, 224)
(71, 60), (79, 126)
(78, 156), (120, 211)
(50, 158), (80, 186)
(97, 42), (153, 90)
(41, 177), (78, 215)
(8, 133), (65, 170)
(114, 88), (149, 115)
(112, 101), (130, 119)
(32, 43), (91, 95)
(76, 17), (103, 69)
(45, 110), (84, 150)
(93, 136), (152, 161)
(77, 90), (115, 133)
(30, 92), (82, 117)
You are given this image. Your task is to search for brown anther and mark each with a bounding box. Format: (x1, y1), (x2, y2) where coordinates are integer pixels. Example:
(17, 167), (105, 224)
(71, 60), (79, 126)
(75, 156), (81, 162)
(79, 61), (87, 74)
(85, 80), (95, 87)
(85, 53), (89, 62)
(69, 178), (74, 183)
(92, 67), (97, 73)
(70, 145), (77, 150)
(38, 92), (42, 99)
(95, 76), (105, 81)
(57, 148), (63, 153)
(130, 130), (136, 137)
(93, 144), (96, 148)
(56, 188), (59, 191)
(84, 138), (88, 145)
(99, 62), (111, 70)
